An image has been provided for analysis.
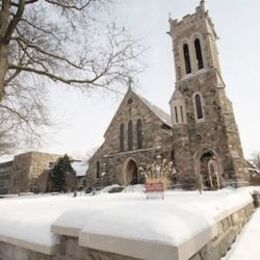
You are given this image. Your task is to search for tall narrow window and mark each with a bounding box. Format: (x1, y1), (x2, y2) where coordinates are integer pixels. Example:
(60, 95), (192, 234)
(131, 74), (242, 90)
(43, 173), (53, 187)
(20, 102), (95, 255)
(128, 121), (133, 151)
(120, 123), (124, 152)
(96, 161), (100, 179)
(180, 106), (184, 123)
(175, 106), (179, 123)
(136, 119), (143, 149)
(194, 39), (204, 70)
(195, 94), (204, 120)
(183, 44), (192, 74)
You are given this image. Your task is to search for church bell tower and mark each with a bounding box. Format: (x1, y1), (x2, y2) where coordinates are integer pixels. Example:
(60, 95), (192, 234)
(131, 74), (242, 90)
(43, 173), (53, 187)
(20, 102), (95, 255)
(168, 1), (249, 189)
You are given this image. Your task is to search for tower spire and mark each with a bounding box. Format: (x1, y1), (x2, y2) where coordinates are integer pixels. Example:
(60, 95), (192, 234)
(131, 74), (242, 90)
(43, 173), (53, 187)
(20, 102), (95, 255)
(128, 77), (133, 91)
(200, 0), (206, 12)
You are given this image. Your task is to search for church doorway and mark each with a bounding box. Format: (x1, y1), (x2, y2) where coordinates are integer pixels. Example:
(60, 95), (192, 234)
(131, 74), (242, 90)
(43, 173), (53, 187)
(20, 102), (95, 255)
(200, 151), (220, 189)
(127, 160), (138, 185)
(123, 158), (139, 185)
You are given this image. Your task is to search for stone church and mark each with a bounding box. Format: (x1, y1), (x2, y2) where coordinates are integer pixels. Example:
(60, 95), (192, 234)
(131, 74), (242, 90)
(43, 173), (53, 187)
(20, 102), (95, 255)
(87, 1), (249, 189)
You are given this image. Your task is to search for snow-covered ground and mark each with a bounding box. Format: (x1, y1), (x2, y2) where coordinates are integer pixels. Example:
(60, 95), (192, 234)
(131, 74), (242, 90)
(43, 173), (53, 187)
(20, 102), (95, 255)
(0, 186), (258, 252)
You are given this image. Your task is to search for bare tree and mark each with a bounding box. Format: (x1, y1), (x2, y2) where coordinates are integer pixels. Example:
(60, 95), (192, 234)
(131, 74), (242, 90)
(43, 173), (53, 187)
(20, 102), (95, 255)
(0, 0), (143, 101)
(251, 152), (260, 170)
(0, 75), (49, 155)
(0, 0), (143, 155)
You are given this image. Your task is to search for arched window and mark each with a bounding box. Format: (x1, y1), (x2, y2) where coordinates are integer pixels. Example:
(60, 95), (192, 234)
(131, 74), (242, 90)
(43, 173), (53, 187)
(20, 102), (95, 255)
(194, 94), (204, 120)
(96, 161), (100, 179)
(194, 38), (204, 70)
(183, 44), (192, 74)
(128, 121), (133, 151)
(120, 123), (124, 152)
(136, 119), (143, 149)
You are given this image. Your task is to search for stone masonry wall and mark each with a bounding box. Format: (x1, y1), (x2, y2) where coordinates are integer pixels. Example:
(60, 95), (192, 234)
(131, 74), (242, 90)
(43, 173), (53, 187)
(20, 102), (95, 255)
(55, 236), (140, 260)
(0, 202), (255, 260)
(0, 241), (53, 260)
(87, 89), (173, 187)
(169, 2), (249, 188)
(190, 203), (255, 260)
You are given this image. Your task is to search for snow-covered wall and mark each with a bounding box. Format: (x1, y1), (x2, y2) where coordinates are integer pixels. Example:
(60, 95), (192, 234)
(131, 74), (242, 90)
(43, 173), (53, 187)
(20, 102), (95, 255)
(0, 188), (258, 260)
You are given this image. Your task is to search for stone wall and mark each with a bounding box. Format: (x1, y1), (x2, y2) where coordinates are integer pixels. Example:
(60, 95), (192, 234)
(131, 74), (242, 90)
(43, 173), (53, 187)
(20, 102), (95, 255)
(0, 241), (53, 260)
(190, 203), (255, 260)
(54, 202), (255, 260)
(0, 201), (256, 260)
(55, 236), (139, 260)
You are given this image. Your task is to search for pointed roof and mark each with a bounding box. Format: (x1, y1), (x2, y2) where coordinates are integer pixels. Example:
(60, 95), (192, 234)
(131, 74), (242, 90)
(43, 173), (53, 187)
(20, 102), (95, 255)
(104, 88), (172, 137)
(137, 94), (172, 127)
(169, 89), (184, 103)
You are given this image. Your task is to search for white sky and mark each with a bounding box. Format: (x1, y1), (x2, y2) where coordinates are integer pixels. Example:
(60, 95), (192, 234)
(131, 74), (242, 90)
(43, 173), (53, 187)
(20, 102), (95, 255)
(6, 0), (260, 161)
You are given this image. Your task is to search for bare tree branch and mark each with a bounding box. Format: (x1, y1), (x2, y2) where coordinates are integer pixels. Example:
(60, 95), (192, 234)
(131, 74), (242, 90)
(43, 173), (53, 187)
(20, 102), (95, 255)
(0, 0), (144, 155)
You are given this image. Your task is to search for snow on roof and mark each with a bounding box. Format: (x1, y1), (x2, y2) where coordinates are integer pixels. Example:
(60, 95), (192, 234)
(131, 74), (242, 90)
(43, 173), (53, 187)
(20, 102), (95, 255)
(71, 161), (88, 177)
(138, 94), (172, 127)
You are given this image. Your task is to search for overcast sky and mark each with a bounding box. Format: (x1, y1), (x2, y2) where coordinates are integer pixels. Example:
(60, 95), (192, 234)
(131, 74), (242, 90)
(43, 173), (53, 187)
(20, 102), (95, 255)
(6, 0), (260, 161)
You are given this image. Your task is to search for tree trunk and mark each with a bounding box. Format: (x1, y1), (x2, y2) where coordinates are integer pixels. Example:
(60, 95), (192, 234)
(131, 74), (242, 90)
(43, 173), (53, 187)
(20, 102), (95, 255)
(0, 1), (11, 101)
(0, 43), (8, 100)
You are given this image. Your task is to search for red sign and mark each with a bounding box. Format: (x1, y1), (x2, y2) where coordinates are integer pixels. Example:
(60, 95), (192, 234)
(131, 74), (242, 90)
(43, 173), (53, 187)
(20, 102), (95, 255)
(145, 182), (164, 200)
(145, 183), (164, 192)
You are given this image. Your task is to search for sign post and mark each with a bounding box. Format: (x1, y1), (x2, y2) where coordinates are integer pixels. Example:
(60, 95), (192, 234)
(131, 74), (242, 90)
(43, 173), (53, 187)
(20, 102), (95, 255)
(145, 182), (164, 200)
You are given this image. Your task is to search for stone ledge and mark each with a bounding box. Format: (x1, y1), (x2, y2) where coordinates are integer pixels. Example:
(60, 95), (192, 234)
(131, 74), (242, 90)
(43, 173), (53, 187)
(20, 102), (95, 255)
(214, 198), (253, 223)
(79, 233), (178, 260)
(51, 225), (79, 238)
(0, 234), (57, 255)
(78, 225), (217, 260)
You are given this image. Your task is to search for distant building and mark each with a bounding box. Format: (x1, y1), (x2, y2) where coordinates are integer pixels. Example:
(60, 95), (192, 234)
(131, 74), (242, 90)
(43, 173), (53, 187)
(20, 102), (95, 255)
(71, 160), (88, 190)
(8, 151), (61, 193)
(37, 156), (80, 193)
(247, 161), (260, 177)
(0, 161), (13, 194)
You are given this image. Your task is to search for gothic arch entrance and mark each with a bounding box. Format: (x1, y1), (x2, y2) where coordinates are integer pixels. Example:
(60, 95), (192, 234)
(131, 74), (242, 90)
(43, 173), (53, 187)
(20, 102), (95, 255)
(123, 158), (139, 185)
(199, 151), (220, 189)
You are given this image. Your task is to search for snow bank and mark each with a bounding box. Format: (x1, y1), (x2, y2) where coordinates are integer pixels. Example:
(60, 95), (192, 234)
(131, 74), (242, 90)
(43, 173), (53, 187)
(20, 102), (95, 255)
(79, 202), (215, 246)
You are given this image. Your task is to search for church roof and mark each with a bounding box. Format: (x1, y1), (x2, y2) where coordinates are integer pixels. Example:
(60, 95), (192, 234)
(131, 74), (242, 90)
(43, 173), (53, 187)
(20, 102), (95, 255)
(104, 87), (172, 137)
(137, 94), (172, 127)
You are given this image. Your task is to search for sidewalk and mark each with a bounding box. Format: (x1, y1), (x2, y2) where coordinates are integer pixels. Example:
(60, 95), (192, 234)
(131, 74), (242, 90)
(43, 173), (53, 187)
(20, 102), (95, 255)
(225, 209), (260, 260)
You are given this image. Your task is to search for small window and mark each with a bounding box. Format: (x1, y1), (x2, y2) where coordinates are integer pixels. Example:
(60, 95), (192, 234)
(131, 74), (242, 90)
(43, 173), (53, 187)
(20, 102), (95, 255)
(194, 38), (204, 70)
(194, 94), (204, 120)
(183, 44), (192, 74)
(120, 123), (124, 152)
(128, 121), (133, 151)
(136, 119), (143, 149)
(128, 98), (133, 105)
(96, 161), (100, 179)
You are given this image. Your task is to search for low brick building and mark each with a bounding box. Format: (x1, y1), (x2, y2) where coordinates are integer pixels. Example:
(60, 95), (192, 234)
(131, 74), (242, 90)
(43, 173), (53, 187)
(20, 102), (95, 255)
(8, 151), (61, 193)
(0, 161), (13, 194)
